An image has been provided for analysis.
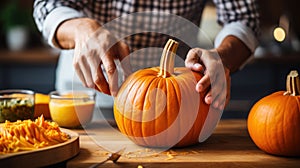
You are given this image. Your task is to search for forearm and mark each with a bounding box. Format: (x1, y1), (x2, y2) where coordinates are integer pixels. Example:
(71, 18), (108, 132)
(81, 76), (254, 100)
(33, 0), (86, 48)
(55, 18), (101, 49)
(216, 35), (251, 73)
(212, 0), (259, 73)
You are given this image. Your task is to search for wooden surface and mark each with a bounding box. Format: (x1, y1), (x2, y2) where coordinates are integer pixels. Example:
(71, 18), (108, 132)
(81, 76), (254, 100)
(67, 120), (300, 168)
(0, 128), (80, 168)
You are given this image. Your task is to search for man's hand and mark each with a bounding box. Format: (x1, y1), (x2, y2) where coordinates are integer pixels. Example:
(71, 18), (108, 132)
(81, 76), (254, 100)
(185, 48), (231, 110)
(185, 35), (252, 110)
(56, 18), (131, 96)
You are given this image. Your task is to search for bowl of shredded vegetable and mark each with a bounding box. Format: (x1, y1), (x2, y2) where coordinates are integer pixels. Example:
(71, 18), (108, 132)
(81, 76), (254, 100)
(0, 89), (35, 123)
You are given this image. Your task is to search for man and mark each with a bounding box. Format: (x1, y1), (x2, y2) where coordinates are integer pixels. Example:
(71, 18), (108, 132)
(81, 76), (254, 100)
(33, 0), (259, 112)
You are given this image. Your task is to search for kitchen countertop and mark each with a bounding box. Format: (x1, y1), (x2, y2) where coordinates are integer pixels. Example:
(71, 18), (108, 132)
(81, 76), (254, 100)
(0, 48), (59, 64)
(66, 119), (300, 168)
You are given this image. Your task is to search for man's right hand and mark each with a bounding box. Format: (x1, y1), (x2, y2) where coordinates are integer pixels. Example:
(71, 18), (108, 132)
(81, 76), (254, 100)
(56, 18), (132, 96)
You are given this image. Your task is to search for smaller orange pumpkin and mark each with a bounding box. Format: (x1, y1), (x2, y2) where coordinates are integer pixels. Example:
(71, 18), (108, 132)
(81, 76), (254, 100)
(247, 70), (300, 157)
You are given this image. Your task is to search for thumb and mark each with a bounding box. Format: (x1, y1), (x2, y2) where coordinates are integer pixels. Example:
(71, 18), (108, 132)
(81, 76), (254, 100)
(185, 48), (204, 72)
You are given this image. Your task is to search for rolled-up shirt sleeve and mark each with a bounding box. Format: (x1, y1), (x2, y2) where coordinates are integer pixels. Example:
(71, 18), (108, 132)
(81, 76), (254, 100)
(33, 0), (85, 48)
(213, 0), (260, 53)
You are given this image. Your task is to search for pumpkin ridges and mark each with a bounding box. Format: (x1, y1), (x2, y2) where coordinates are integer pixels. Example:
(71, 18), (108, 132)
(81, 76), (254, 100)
(140, 77), (160, 146)
(131, 78), (146, 137)
(115, 70), (156, 144)
(189, 74), (209, 145)
(116, 69), (148, 116)
(165, 77), (181, 147)
(169, 70), (191, 146)
(264, 94), (276, 154)
(177, 74), (192, 146)
(187, 72), (204, 144)
(273, 94), (299, 155)
(265, 95), (278, 154)
(273, 93), (299, 155)
(281, 95), (289, 154)
(248, 92), (284, 154)
(119, 74), (142, 137)
(155, 78), (168, 146)
(174, 70), (207, 146)
(115, 75), (136, 136)
(131, 75), (158, 145)
(283, 95), (300, 155)
(248, 97), (265, 151)
(168, 75), (182, 109)
(133, 75), (182, 147)
(168, 76), (182, 146)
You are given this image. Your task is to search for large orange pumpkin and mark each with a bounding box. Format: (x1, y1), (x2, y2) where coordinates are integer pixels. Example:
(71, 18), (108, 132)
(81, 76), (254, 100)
(247, 70), (300, 156)
(114, 39), (216, 147)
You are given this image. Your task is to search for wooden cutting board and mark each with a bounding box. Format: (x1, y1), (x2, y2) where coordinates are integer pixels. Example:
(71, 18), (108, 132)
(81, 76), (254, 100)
(0, 128), (80, 167)
(67, 120), (300, 168)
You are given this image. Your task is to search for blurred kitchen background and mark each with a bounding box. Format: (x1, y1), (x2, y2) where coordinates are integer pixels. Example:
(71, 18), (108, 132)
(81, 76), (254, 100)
(0, 0), (299, 119)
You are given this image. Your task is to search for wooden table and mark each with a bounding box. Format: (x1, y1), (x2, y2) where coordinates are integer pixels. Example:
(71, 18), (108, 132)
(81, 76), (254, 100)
(66, 120), (299, 168)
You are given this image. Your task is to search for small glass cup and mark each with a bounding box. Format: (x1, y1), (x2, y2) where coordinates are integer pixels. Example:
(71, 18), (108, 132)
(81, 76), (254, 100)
(0, 89), (35, 123)
(49, 90), (96, 128)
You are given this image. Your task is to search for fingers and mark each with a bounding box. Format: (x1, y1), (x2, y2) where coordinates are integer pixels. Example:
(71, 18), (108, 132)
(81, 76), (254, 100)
(186, 48), (207, 93)
(185, 49), (205, 73)
(211, 67), (231, 109)
(100, 41), (131, 96)
(86, 48), (111, 94)
(196, 74), (210, 92)
(73, 46), (93, 88)
(74, 48), (111, 94)
(94, 66), (111, 95)
(73, 29), (131, 97)
(186, 48), (230, 110)
(201, 71), (226, 109)
(100, 51), (118, 96)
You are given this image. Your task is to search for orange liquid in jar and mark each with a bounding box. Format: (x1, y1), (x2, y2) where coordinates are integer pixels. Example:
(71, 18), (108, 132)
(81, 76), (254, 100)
(49, 97), (95, 128)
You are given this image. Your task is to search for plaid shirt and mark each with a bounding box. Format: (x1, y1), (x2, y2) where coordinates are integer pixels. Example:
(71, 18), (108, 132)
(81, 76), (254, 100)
(33, 0), (259, 69)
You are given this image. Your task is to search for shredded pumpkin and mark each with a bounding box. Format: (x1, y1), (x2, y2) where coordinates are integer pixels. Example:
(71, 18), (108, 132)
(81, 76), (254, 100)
(0, 115), (69, 153)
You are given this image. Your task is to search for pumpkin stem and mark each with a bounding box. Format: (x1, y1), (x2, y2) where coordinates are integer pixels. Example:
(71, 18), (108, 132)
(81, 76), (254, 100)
(284, 70), (300, 96)
(158, 39), (179, 78)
